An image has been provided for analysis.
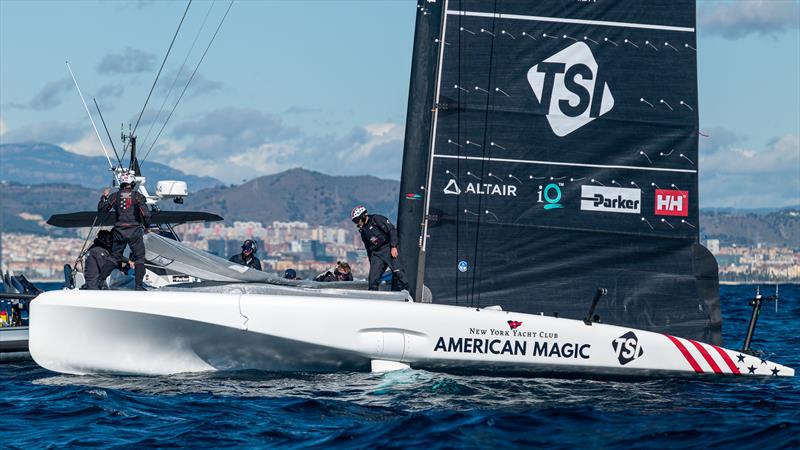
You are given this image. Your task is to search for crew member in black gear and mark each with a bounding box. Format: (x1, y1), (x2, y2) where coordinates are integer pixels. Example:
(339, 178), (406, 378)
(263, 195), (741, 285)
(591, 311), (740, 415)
(97, 172), (151, 291)
(81, 230), (130, 290)
(314, 261), (353, 282)
(351, 205), (409, 291)
(229, 239), (262, 271)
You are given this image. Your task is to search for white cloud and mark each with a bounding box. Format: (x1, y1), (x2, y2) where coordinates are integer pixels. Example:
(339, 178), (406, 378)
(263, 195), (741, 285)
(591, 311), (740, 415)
(60, 131), (107, 158)
(700, 133), (800, 207)
(160, 107), (404, 183)
(699, 0), (800, 39)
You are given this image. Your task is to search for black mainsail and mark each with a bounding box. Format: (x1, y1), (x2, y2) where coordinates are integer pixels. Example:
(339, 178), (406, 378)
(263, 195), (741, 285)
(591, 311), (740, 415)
(398, 0), (721, 344)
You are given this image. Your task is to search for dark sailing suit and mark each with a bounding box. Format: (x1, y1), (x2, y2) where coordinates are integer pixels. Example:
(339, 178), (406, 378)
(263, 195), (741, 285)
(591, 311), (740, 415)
(82, 240), (115, 290)
(359, 214), (409, 291)
(97, 187), (151, 289)
(229, 253), (262, 271)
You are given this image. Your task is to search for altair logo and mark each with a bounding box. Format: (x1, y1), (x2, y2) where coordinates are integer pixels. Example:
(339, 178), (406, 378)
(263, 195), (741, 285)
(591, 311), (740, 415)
(443, 179), (517, 197)
(527, 42), (615, 137)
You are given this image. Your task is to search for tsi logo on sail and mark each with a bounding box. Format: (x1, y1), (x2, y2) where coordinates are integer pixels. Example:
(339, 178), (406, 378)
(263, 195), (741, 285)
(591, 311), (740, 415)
(580, 186), (641, 214)
(527, 42), (614, 137)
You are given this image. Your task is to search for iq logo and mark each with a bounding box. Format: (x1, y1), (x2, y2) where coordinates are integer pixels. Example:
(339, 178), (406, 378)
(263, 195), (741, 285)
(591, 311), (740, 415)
(655, 189), (689, 217)
(527, 42), (615, 137)
(612, 331), (644, 366)
(537, 183), (563, 210)
(458, 260), (469, 273)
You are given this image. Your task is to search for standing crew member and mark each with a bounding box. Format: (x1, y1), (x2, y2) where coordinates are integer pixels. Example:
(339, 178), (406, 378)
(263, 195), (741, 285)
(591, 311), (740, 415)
(229, 239), (262, 271)
(351, 205), (409, 291)
(97, 171), (150, 291)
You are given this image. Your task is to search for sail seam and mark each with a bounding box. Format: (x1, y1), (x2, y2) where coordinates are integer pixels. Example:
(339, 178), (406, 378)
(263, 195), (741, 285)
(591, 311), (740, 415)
(433, 154), (697, 173)
(447, 10), (695, 33)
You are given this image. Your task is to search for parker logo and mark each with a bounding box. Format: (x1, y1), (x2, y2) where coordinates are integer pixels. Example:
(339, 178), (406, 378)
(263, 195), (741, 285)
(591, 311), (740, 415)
(655, 189), (689, 216)
(443, 179), (517, 197)
(507, 320), (523, 330)
(527, 42), (614, 137)
(580, 186), (641, 214)
(612, 331), (644, 365)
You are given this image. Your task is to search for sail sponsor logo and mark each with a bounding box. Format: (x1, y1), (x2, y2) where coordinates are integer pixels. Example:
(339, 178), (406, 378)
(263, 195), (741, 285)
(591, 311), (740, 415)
(580, 186), (641, 214)
(527, 42), (614, 137)
(443, 179), (517, 197)
(654, 189), (688, 216)
(433, 337), (591, 359)
(537, 183), (563, 209)
(612, 331), (644, 365)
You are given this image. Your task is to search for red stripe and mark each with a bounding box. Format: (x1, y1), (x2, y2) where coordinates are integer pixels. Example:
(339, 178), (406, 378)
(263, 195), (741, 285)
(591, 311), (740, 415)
(664, 335), (703, 373)
(711, 345), (742, 375)
(688, 340), (723, 374)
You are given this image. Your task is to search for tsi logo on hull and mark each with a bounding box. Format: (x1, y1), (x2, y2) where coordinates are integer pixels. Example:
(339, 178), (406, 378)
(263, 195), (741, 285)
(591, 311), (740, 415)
(527, 42), (614, 137)
(580, 186), (641, 214)
(655, 189), (689, 216)
(612, 331), (644, 366)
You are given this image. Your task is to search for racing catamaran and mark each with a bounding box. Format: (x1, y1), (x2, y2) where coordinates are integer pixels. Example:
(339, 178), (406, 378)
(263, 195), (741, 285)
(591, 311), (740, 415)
(28, 0), (794, 377)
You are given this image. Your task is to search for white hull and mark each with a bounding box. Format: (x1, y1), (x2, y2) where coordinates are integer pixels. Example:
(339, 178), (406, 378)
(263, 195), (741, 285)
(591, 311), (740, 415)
(30, 290), (793, 378)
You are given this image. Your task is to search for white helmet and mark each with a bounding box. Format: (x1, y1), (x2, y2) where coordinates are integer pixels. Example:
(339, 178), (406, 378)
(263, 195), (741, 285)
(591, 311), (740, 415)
(351, 205), (367, 222)
(119, 171), (135, 186)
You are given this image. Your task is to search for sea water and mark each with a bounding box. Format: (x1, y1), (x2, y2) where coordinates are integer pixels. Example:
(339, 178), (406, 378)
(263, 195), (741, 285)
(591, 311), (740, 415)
(1, 284), (798, 449)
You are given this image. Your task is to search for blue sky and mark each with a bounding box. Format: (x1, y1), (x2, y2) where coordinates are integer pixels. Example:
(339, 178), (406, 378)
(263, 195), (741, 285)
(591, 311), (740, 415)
(1, 0), (798, 208)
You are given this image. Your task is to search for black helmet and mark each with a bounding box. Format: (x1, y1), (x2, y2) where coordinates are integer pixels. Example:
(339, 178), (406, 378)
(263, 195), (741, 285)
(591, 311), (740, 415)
(284, 268), (297, 279)
(95, 230), (113, 247)
(241, 239), (257, 253)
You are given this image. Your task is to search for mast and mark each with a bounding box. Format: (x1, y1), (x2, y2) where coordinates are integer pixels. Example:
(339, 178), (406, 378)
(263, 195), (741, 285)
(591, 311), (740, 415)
(397, 0), (448, 301)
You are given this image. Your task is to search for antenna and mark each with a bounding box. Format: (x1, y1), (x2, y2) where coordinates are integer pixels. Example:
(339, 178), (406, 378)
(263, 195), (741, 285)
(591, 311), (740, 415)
(65, 61), (116, 173)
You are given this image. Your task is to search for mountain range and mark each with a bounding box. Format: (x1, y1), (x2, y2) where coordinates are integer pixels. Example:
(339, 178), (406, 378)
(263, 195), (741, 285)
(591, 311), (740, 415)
(0, 168), (400, 235)
(0, 143), (222, 191)
(0, 143), (796, 247)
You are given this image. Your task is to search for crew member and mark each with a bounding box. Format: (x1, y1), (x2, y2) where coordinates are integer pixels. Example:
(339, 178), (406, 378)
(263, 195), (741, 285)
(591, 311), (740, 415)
(82, 230), (130, 290)
(314, 261), (353, 282)
(229, 239), (262, 271)
(97, 171), (150, 291)
(284, 268), (298, 280)
(351, 205), (409, 291)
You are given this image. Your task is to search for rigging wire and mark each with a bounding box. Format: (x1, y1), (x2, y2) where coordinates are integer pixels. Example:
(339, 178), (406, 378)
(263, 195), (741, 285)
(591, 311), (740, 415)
(121, 0), (193, 164)
(93, 98), (122, 168)
(140, 0), (235, 166)
(455, 4), (463, 306)
(469, 0), (500, 307)
(139, 0), (215, 153)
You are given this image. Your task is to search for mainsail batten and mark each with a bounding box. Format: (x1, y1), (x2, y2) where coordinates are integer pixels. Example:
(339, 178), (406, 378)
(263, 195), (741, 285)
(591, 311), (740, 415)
(399, 0), (720, 344)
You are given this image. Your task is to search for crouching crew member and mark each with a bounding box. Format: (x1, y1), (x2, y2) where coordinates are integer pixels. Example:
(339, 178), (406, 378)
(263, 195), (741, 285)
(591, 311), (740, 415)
(97, 171), (150, 291)
(82, 230), (129, 290)
(229, 239), (262, 271)
(314, 261), (353, 282)
(351, 205), (409, 291)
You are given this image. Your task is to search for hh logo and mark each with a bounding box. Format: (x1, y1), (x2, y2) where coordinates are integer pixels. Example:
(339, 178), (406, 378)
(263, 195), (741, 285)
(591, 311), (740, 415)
(612, 331), (644, 365)
(527, 42), (614, 137)
(655, 189), (689, 216)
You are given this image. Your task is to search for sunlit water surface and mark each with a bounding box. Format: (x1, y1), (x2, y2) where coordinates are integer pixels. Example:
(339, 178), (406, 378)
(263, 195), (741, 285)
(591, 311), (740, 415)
(2, 284), (798, 448)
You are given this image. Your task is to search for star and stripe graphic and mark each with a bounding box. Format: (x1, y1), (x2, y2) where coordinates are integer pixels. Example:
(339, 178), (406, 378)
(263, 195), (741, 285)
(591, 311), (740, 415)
(663, 335), (785, 376)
